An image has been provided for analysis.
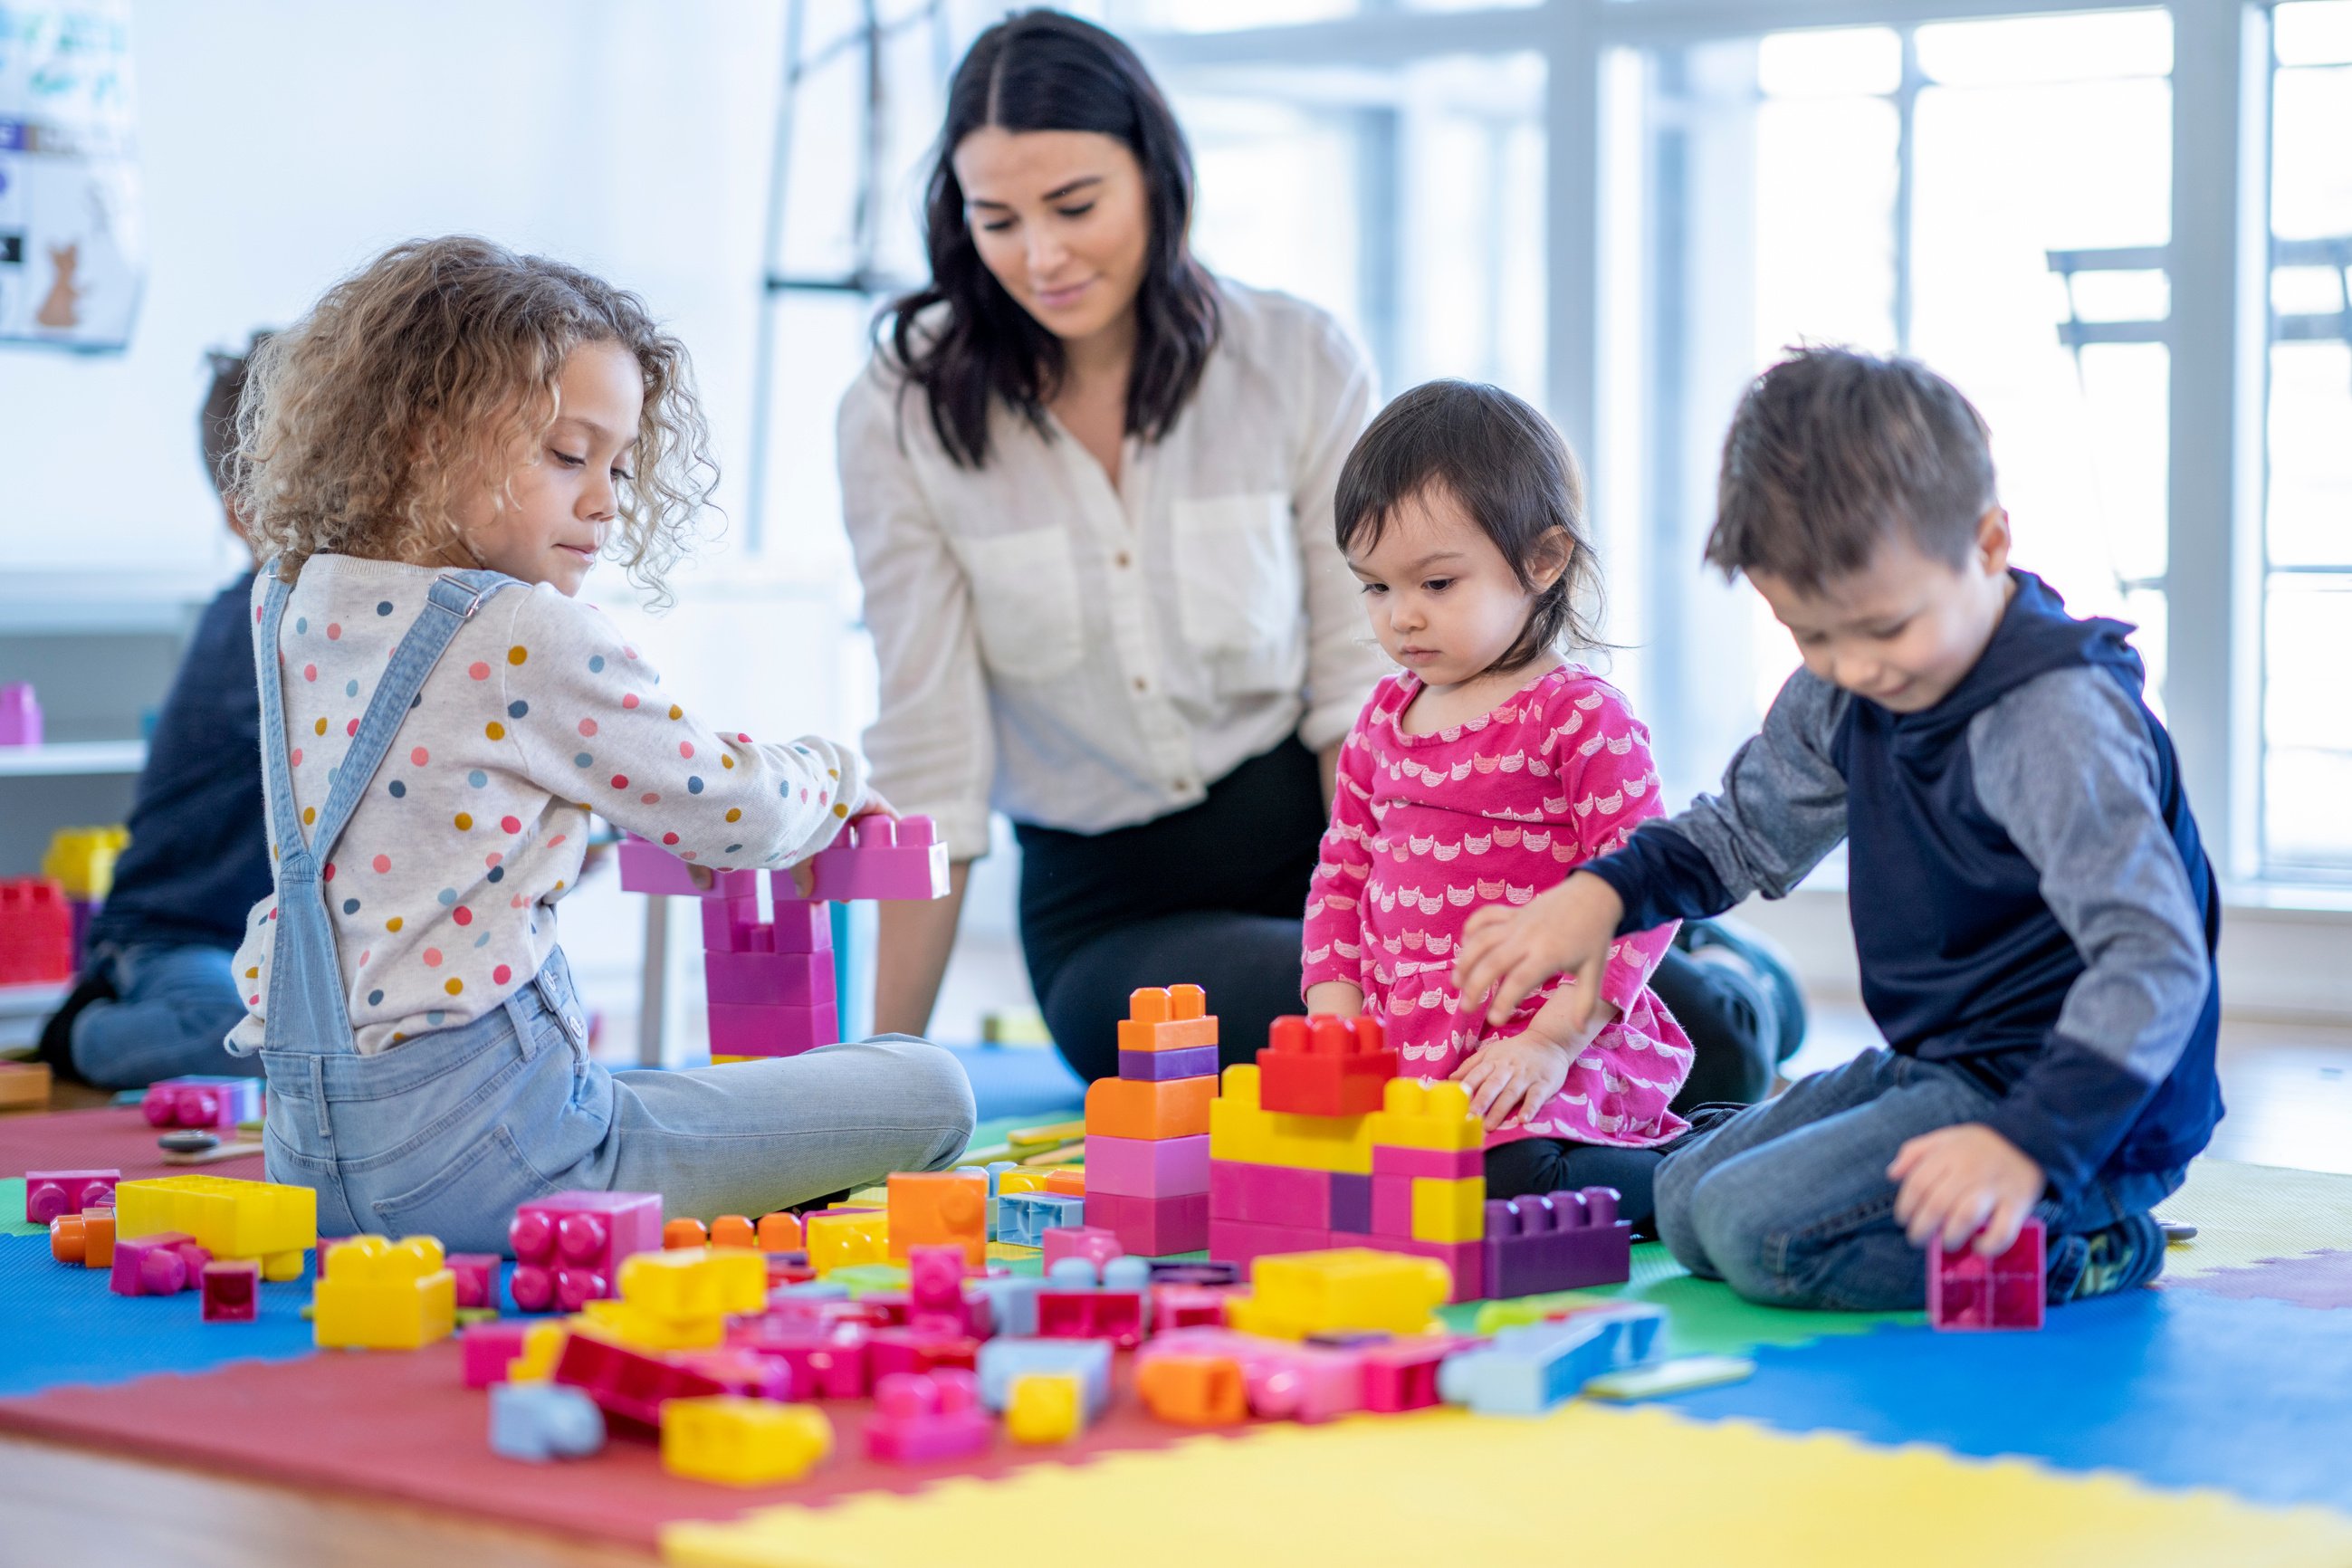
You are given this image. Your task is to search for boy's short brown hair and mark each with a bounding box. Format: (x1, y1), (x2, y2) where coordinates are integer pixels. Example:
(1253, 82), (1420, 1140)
(1707, 346), (1997, 591)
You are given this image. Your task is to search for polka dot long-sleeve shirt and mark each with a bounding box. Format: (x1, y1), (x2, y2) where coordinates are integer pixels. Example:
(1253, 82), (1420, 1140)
(227, 555), (867, 1056)
(1300, 664), (1693, 1150)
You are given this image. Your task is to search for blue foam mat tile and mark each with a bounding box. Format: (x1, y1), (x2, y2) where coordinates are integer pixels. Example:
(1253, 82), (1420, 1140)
(1662, 1287), (2352, 1513)
(940, 1042), (1085, 1123)
(0, 1231), (319, 1396)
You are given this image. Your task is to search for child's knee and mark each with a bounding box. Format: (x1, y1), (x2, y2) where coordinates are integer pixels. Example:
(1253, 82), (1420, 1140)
(876, 1037), (978, 1166)
(1685, 1160), (1800, 1304)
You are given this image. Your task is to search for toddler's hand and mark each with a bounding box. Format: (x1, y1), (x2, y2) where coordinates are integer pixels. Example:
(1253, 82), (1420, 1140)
(1888, 1124), (2047, 1256)
(1452, 1033), (1573, 1132)
(1453, 872), (1624, 1031)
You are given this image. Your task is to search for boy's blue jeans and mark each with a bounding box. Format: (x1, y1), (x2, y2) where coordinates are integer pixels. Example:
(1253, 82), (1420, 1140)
(1655, 1048), (2185, 1311)
(71, 942), (262, 1088)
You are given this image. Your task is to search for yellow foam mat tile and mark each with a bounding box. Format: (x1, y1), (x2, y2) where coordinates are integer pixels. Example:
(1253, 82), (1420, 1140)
(662, 1403), (2352, 1568)
(2158, 1160), (2352, 1278)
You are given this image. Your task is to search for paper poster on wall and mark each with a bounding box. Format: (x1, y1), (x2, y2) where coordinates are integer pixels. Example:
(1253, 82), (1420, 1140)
(0, 1), (141, 351)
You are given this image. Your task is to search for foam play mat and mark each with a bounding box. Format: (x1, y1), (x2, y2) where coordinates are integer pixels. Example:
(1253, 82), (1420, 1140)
(5, 1105), (2351, 1566)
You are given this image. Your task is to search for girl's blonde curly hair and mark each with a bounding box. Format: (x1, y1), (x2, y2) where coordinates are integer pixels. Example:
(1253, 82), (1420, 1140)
(234, 235), (716, 598)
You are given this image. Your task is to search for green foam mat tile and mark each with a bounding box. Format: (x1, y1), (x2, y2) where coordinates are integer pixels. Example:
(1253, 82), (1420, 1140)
(0, 1180), (37, 1238)
(2157, 1160), (2352, 1278)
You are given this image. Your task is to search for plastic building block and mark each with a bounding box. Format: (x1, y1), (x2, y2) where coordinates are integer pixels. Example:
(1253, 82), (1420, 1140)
(1210, 1162), (1335, 1229)
(552, 1333), (726, 1426)
(1483, 1186), (1631, 1298)
(703, 949), (834, 1008)
(868, 1324), (981, 1379)
(507, 1320), (569, 1383)
(0, 682), (41, 746)
(1224, 1248), (1451, 1341)
(491, 1382), (607, 1462)
(1137, 1327), (1369, 1424)
(615, 833), (706, 896)
(1330, 1173), (1372, 1233)
(1367, 1076), (1486, 1152)
(698, 1215), (753, 1250)
(1044, 1168), (1086, 1198)
(448, 1253), (499, 1311)
(1118, 985), (1219, 1054)
(0, 878), (73, 985)
(140, 1075), (263, 1131)
(707, 1000), (837, 1060)
(665, 1219), (710, 1249)
(1373, 1144), (1482, 1180)
(1085, 1133), (1209, 1199)
(196, 1258), (261, 1324)
(1438, 1305), (1666, 1415)
(865, 1368), (990, 1464)
(464, 1320), (531, 1388)
(1208, 1217), (1334, 1270)
(1928, 1219), (2047, 1331)
(1084, 1074), (1215, 1142)
(728, 1324), (872, 1399)
(1411, 1174), (1487, 1244)
(974, 1337), (1112, 1417)
(966, 1273), (1046, 1338)
(996, 1192), (1085, 1248)
(314, 1235), (457, 1349)
(805, 814), (951, 902)
(509, 1190), (663, 1312)
(1361, 1335), (1471, 1412)
(698, 885), (833, 958)
(805, 1209), (891, 1274)
(41, 825), (127, 901)
(662, 1396), (832, 1486)
(1040, 1225), (1124, 1274)
(995, 1169), (1055, 1196)
(24, 1169), (119, 1226)
(1149, 1259), (1242, 1286)
(1330, 1231), (1485, 1304)
(1036, 1256), (1152, 1348)
(1006, 1371), (1086, 1444)
(113, 1174), (316, 1282)
(1258, 1013), (1399, 1117)
(1583, 1354), (1755, 1401)
(886, 1171), (988, 1265)
(1117, 1044), (1219, 1082)
(757, 1211), (804, 1252)
(1135, 1353), (1248, 1426)
(0, 1059), (51, 1111)
(1208, 1065), (1374, 1174)
(617, 1248), (767, 1320)
(1152, 1283), (1231, 1331)
(50, 1207), (115, 1267)
(1083, 1190), (1209, 1257)
(110, 1231), (211, 1296)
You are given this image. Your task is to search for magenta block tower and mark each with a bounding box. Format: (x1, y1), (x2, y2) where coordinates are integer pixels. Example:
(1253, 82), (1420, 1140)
(1928, 1219), (2047, 1331)
(508, 1190), (664, 1312)
(24, 1169), (120, 1226)
(142, 1076), (264, 1132)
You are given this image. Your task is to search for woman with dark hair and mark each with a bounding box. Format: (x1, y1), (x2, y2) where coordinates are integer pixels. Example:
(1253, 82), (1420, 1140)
(842, 10), (1802, 1097)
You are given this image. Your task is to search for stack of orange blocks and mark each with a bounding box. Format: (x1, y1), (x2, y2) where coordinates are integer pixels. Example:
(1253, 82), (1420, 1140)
(1080, 986), (1218, 1256)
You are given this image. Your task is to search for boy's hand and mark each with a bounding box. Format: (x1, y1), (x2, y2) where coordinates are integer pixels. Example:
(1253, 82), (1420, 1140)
(1888, 1124), (2046, 1256)
(1453, 1032), (1574, 1131)
(1453, 872), (1624, 1032)
(1304, 981), (1364, 1018)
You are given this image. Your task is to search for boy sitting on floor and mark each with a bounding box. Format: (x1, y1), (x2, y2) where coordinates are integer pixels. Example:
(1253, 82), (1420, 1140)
(1454, 346), (2219, 1311)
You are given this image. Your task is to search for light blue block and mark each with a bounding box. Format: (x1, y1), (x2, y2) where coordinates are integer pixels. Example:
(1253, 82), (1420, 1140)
(976, 1337), (1113, 1416)
(969, 1274), (1045, 1337)
(1438, 1306), (1668, 1416)
(999, 1192), (1086, 1248)
(489, 1382), (605, 1461)
(974, 1162), (1019, 1240)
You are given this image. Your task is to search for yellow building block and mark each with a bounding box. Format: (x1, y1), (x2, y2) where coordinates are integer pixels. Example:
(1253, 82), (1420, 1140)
(1207, 1065), (1374, 1174)
(997, 1170), (1053, 1197)
(1006, 1372), (1084, 1445)
(1221, 1248), (1450, 1341)
(804, 1209), (890, 1275)
(314, 1235), (456, 1350)
(509, 1319), (570, 1382)
(578, 1296), (723, 1352)
(114, 1174), (317, 1281)
(662, 1397), (833, 1487)
(1366, 1078), (1485, 1152)
(42, 826), (128, 900)
(619, 1247), (767, 1319)
(1410, 1175), (1487, 1243)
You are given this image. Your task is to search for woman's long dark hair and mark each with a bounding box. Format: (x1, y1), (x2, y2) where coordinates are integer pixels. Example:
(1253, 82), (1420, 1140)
(882, 10), (1220, 468)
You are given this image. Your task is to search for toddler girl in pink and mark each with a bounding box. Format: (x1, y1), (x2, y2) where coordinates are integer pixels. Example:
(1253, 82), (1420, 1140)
(1302, 380), (1692, 1213)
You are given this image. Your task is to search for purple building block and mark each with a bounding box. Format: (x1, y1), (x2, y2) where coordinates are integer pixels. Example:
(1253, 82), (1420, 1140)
(1085, 1133), (1209, 1199)
(202, 1259), (261, 1322)
(615, 834), (705, 896)
(1481, 1187), (1631, 1299)
(707, 1000), (837, 1059)
(24, 1168), (119, 1225)
(704, 949), (835, 1008)
(111, 1231), (211, 1296)
(0, 684), (41, 747)
(141, 1076), (263, 1131)
(1116, 1044), (1219, 1082)
(1330, 1172), (1372, 1234)
(1928, 1219), (2046, 1331)
(449, 1252), (500, 1311)
(1041, 1225), (1125, 1275)
(1208, 1162), (1334, 1229)
(1372, 1144), (1482, 1180)
(508, 1190), (664, 1312)
(809, 815), (951, 903)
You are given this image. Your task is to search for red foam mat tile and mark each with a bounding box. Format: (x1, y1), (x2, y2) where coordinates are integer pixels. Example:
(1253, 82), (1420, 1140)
(0, 1105), (263, 1182)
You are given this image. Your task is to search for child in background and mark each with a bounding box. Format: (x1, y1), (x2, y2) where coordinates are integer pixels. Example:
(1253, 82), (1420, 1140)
(1455, 348), (2217, 1310)
(225, 237), (973, 1252)
(1302, 380), (1693, 1219)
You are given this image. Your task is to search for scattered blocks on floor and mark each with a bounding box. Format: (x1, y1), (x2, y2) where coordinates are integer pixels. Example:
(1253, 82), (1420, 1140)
(509, 1190), (664, 1313)
(1036, 1256), (1152, 1348)
(996, 1193), (1085, 1248)
(1929, 1219), (2047, 1331)
(886, 1171), (988, 1265)
(578, 1247), (767, 1353)
(113, 1174), (316, 1282)
(201, 1259), (262, 1323)
(975, 1337), (1112, 1419)
(448, 1253), (500, 1312)
(140, 1075), (263, 1131)
(314, 1235), (457, 1350)
(1223, 1248), (1450, 1341)
(464, 1320), (533, 1388)
(24, 1168), (119, 1225)
(1483, 1187), (1631, 1298)
(1582, 1354), (1755, 1401)
(805, 1209), (891, 1275)
(49, 1206), (114, 1267)
(662, 1397), (833, 1486)
(1005, 1370), (1087, 1444)
(865, 1368), (990, 1464)
(1039, 1225), (1123, 1274)
(1438, 1305), (1666, 1415)
(110, 1231), (211, 1296)
(490, 1382), (607, 1462)
(1134, 1351), (1249, 1426)
(553, 1333), (728, 1426)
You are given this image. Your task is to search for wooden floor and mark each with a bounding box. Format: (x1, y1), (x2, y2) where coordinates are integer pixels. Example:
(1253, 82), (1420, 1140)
(9, 1004), (2351, 1568)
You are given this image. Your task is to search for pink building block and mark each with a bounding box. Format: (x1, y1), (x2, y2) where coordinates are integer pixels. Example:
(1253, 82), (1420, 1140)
(1372, 1144), (1481, 1180)
(0, 683), (40, 747)
(703, 949), (835, 1008)
(906, 1243), (991, 1337)
(110, 1231), (211, 1296)
(1139, 1328), (1367, 1424)
(1152, 1283), (1232, 1331)
(1086, 1190), (1209, 1257)
(1209, 1162), (1334, 1229)
(868, 1324), (982, 1380)
(463, 1319), (531, 1387)
(552, 1334), (727, 1427)
(615, 834), (705, 896)
(1369, 1174), (1416, 1237)
(726, 1323), (873, 1399)
(1085, 1133), (1210, 1199)
(1928, 1219), (2046, 1331)
(449, 1252), (500, 1311)
(1041, 1226), (1125, 1274)
(201, 1259), (261, 1323)
(707, 1000), (837, 1059)
(141, 1076), (263, 1131)
(865, 1368), (990, 1463)
(673, 1345), (798, 1402)
(1207, 1217), (1334, 1270)
(1483, 1187), (1631, 1298)
(24, 1169), (119, 1226)
(508, 1190), (664, 1312)
(1362, 1334), (1478, 1411)
(808, 816), (950, 903)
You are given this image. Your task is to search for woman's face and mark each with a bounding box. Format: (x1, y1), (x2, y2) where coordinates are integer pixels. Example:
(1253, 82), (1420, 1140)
(952, 127), (1152, 351)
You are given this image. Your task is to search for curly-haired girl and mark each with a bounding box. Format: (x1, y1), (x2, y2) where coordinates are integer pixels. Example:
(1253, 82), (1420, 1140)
(224, 236), (973, 1250)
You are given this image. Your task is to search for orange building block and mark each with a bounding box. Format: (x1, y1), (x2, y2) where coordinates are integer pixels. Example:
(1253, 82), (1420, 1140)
(664, 1218), (710, 1250)
(887, 1171), (988, 1264)
(1135, 1353), (1248, 1426)
(1117, 985), (1219, 1054)
(1044, 1170), (1085, 1198)
(757, 1211), (803, 1252)
(1085, 1075), (1215, 1141)
(709, 1214), (758, 1250)
(49, 1207), (116, 1267)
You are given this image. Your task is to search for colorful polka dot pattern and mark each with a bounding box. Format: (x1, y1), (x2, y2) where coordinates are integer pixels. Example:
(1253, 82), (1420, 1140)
(228, 559), (871, 1056)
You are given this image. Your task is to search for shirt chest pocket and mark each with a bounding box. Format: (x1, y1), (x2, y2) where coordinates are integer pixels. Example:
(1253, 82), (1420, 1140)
(1170, 492), (1302, 684)
(960, 525), (1085, 684)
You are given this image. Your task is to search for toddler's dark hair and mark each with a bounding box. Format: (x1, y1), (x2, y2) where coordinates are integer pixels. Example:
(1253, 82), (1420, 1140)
(1334, 379), (1601, 674)
(200, 332), (271, 500)
(1708, 346), (1997, 590)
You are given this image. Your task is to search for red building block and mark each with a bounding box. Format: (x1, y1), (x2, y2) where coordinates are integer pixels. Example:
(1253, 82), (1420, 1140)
(509, 1191), (664, 1313)
(1085, 1133), (1209, 1199)
(24, 1169), (119, 1226)
(202, 1259), (262, 1324)
(551, 1333), (727, 1428)
(110, 1231), (211, 1296)
(463, 1319), (531, 1387)
(1257, 1013), (1399, 1117)
(866, 1368), (990, 1464)
(1084, 1190), (1209, 1257)
(1928, 1219), (2046, 1331)
(808, 815), (951, 902)
(1117, 985), (1219, 1054)
(448, 1253), (500, 1311)
(1483, 1187), (1631, 1298)
(0, 878), (73, 986)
